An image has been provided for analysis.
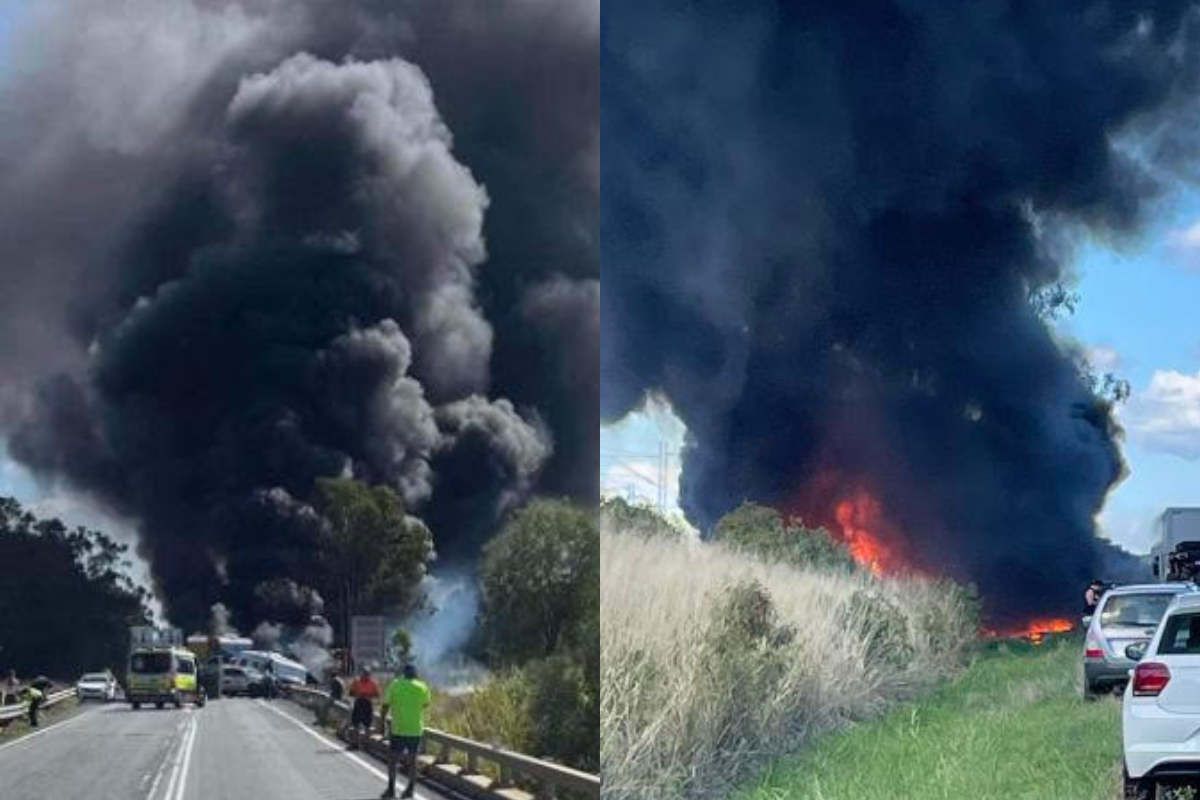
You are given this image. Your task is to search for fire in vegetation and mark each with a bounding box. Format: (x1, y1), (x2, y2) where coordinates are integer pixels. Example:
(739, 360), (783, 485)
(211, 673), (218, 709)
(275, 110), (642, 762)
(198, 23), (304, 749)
(983, 617), (1075, 644)
(788, 473), (919, 577)
(832, 490), (905, 577)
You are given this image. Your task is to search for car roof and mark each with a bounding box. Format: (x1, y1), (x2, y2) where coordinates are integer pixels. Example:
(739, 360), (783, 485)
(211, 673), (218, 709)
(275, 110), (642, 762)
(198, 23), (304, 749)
(1106, 583), (1195, 595)
(1166, 592), (1200, 611)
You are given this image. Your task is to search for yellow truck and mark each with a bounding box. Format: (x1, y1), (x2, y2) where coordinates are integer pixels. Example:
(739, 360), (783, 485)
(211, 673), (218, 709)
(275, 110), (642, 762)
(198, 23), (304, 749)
(126, 646), (206, 710)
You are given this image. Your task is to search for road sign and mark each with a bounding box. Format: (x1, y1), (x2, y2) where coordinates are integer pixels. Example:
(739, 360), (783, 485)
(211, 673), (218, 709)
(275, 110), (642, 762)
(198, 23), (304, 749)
(350, 616), (386, 667)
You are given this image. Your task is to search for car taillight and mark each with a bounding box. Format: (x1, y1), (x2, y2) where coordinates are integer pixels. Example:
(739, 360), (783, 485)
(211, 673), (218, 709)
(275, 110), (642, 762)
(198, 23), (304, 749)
(1132, 662), (1171, 696)
(1084, 634), (1104, 659)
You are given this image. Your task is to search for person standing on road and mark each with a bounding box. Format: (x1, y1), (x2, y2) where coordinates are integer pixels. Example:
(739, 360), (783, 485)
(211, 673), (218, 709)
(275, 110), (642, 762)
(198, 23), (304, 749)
(3, 669), (19, 706)
(379, 663), (432, 800)
(347, 667), (380, 751)
(25, 685), (43, 727)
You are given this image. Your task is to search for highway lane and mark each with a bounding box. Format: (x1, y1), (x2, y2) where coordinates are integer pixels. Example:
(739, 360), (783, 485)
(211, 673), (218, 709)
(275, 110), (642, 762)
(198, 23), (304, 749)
(0, 697), (451, 800)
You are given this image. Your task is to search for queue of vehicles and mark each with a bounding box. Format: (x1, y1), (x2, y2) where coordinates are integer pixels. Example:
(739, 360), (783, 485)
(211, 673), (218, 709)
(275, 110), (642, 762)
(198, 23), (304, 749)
(65, 627), (319, 712)
(1072, 507), (1200, 797)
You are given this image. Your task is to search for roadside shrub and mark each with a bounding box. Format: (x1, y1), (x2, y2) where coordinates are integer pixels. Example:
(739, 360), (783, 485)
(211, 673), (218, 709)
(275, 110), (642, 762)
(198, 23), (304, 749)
(599, 497), (684, 541)
(713, 502), (856, 573)
(839, 590), (914, 670)
(429, 671), (534, 754)
(602, 528), (978, 800)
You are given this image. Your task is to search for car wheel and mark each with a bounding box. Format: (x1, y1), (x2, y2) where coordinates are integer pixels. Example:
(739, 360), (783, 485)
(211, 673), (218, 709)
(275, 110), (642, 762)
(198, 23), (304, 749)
(1123, 768), (1154, 800)
(1083, 676), (1099, 701)
(132, 702), (141, 710)
(155, 701), (164, 709)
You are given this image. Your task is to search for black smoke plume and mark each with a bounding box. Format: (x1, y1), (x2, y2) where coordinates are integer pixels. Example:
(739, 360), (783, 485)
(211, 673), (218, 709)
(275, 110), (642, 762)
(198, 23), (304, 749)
(603, 1), (1200, 624)
(0, 0), (597, 631)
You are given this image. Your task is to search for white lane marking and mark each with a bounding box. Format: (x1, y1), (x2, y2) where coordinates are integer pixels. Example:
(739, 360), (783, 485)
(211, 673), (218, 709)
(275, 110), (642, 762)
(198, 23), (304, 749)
(160, 711), (198, 800)
(255, 699), (440, 799)
(145, 716), (188, 800)
(172, 712), (198, 800)
(0, 703), (106, 754)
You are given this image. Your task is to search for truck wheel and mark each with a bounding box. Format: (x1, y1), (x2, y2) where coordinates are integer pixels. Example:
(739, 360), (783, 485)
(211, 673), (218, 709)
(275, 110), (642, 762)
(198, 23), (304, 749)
(1123, 768), (1153, 800)
(131, 702), (141, 710)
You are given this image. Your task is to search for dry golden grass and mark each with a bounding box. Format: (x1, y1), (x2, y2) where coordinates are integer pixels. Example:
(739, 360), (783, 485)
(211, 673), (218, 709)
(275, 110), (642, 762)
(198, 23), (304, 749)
(600, 529), (978, 800)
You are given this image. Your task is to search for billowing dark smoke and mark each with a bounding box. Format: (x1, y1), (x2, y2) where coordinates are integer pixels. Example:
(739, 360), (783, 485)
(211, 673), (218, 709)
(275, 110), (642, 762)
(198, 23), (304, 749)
(603, 2), (1200, 624)
(0, 0), (597, 631)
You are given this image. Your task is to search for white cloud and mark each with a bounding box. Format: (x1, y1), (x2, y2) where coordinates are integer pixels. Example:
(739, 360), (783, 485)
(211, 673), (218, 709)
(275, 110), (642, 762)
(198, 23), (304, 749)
(1124, 368), (1200, 459)
(1086, 344), (1122, 372)
(1166, 219), (1200, 271)
(1171, 218), (1200, 248)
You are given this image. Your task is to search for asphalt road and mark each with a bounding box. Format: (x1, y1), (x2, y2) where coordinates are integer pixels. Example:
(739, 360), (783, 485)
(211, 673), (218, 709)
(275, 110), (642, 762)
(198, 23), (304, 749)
(0, 697), (451, 800)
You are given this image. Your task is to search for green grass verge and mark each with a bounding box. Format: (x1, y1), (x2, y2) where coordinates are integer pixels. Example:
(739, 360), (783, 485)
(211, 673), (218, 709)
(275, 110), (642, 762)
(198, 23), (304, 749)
(730, 637), (1122, 800)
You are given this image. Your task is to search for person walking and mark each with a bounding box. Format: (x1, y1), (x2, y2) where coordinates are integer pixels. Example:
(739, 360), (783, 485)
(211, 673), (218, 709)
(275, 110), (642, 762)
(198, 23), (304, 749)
(347, 667), (380, 751)
(379, 663), (432, 799)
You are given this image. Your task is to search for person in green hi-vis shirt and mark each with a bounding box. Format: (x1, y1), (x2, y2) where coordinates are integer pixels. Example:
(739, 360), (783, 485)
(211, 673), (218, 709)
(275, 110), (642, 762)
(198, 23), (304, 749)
(378, 663), (432, 799)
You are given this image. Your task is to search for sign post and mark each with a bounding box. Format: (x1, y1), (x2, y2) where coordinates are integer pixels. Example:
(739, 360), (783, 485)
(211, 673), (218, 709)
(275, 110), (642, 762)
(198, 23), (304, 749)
(350, 616), (386, 670)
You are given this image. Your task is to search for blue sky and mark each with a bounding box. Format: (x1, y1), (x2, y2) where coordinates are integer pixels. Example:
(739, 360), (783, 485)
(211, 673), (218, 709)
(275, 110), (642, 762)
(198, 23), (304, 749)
(602, 187), (1200, 554)
(1056, 188), (1200, 552)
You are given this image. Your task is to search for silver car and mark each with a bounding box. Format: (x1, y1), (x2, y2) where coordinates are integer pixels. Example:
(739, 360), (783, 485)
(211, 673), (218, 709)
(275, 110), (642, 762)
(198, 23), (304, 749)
(1084, 583), (1193, 698)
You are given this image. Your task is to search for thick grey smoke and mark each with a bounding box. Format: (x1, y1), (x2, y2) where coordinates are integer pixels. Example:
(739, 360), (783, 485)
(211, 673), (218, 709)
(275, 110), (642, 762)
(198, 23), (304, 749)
(603, 1), (1200, 624)
(0, 0), (597, 632)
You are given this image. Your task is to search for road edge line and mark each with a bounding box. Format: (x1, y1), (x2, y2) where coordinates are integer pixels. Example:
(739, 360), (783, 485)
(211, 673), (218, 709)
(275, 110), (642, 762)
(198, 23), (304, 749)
(0, 703), (103, 754)
(256, 698), (442, 799)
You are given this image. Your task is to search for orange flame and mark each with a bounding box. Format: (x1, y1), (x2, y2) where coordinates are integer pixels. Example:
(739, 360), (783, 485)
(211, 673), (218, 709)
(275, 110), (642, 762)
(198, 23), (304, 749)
(983, 617), (1074, 643)
(833, 490), (900, 576)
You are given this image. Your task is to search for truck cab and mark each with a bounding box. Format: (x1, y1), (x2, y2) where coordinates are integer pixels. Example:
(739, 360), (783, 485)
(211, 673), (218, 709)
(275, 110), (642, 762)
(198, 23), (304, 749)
(126, 647), (206, 709)
(1149, 509), (1200, 582)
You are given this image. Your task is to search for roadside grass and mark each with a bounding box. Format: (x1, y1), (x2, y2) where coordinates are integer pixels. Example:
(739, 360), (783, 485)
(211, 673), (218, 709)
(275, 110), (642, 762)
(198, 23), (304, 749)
(601, 530), (978, 800)
(0, 697), (81, 741)
(731, 636), (1123, 800)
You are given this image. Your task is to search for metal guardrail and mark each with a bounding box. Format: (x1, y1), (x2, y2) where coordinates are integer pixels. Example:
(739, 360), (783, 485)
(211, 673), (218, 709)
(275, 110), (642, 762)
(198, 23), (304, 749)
(283, 684), (600, 800)
(0, 687), (77, 723)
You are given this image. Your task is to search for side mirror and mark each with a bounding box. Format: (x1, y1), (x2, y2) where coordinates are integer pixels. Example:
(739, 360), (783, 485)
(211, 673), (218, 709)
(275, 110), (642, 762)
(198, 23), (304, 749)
(1126, 642), (1149, 662)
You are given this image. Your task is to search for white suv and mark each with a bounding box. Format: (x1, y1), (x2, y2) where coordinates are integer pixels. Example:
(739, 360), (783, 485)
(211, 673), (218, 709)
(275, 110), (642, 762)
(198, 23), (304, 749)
(1123, 592), (1200, 798)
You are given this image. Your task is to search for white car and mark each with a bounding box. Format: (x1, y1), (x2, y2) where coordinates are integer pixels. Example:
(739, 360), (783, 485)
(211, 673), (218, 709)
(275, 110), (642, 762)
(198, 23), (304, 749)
(1123, 592), (1200, 798)
(219, 665), (253, 696)
(76, 671), (119, 702)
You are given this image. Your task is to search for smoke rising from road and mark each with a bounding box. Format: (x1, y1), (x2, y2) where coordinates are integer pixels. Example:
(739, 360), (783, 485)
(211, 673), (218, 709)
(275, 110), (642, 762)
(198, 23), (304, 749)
(603, 2), (1200, 623)
(0, 0), (597, 631)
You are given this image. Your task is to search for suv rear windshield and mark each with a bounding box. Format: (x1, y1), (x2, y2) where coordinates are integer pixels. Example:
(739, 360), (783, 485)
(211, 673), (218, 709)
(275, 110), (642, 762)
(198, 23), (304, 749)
(130, 653), (173, 673)
(1159, 613), (1200, 655)
(81, 673), (109, 682)
(1100, 594), (1174, 629)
